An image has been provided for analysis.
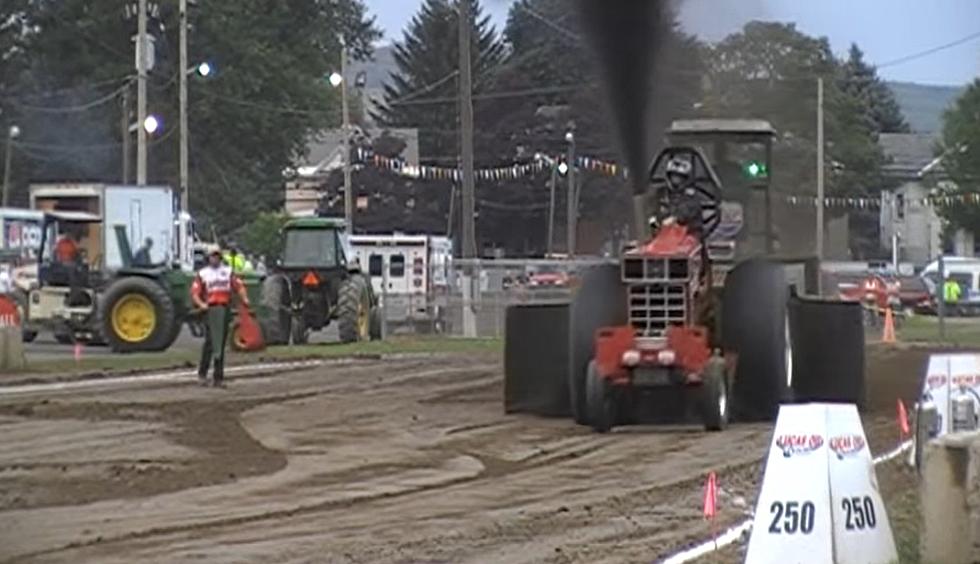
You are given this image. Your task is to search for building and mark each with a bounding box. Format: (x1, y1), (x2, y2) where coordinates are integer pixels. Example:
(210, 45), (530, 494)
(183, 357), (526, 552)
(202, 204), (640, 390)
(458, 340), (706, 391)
(878, 133), (946, 265)
(284, 127), (419, 217)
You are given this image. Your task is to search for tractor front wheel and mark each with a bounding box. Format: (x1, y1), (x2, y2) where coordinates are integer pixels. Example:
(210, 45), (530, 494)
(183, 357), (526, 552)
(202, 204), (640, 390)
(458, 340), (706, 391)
(338, 275), (371, 343)
(99, 276), (176, 353)
(700, 357), (729, 431)
(585, 360), (616, 433)
(290, 316), (309, 345)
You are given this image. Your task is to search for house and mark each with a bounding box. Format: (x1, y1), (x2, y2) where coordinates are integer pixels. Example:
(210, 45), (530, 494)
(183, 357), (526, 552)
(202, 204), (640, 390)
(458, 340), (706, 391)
(878, 133), (948, 265)
(284, 127), (419, 217)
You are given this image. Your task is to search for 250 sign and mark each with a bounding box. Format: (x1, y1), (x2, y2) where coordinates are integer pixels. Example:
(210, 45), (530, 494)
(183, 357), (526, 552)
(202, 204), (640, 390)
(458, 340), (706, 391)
(841, 495), (877, 531)
(768, 501), (816, 534)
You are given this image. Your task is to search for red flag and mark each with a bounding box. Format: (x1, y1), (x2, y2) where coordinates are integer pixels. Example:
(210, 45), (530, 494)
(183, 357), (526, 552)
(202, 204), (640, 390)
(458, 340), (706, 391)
(897, 399), (910, 438)
(702, 471), (717, 519)
(235, 303), (265, 351)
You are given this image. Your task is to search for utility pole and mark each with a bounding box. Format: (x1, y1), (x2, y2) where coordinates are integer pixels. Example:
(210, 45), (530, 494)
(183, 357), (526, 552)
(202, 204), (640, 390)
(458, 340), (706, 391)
(566, 128), (576, 256)
(815, 77), (825, 294)
(938, 253), (946, 340)
(179, 0), (189, 209)
(2, 127), (17, 207)
(341, 36), (353, 231)
(547, 162), (557, 254)
(136, 0), (148, 185)
(121, 82), (131, 183)
(458, 0), (476, 258)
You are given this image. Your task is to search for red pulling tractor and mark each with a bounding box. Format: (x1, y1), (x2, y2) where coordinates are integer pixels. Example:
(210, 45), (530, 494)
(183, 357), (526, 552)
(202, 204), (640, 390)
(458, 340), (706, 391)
(505, 120), (865, 433)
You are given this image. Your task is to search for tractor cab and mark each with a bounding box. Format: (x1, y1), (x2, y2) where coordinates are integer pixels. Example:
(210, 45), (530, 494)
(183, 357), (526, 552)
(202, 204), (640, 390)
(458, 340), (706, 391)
(666, 119), (776, 262)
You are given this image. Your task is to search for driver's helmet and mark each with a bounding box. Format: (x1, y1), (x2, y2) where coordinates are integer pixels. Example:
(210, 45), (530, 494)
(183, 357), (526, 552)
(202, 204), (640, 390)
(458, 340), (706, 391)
(665, 156), (692, 182)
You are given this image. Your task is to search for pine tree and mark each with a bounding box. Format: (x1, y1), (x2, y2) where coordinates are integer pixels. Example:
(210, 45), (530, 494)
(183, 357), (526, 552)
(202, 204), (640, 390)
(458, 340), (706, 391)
(372, 0), (505, 162)
(840, 44), (910, 134)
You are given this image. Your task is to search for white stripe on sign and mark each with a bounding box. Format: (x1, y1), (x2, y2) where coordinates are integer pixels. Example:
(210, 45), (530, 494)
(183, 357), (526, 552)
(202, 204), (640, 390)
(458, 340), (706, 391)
(659, 440), (913, 564)
(0, 360), (327, 397)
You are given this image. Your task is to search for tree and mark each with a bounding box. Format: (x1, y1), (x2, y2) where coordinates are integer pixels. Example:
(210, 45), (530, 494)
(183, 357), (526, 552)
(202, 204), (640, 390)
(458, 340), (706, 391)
(236, 211), (289, 263)
(840, 44), (909, 134)
(372, 0), (505, 162)
(2, 0), (379, 233)
(936, 79), (980, 234)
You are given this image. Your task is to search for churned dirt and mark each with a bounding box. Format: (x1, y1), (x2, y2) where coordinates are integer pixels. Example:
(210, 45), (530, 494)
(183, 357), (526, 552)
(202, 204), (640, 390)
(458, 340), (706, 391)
(0, 344), (944, 563)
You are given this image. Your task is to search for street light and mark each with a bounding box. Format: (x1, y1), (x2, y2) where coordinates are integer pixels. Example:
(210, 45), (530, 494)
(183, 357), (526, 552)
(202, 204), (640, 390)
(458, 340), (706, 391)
(195, 61), (212, 77)
(143, 115), (161, 134)
(3, 125), (20, 206)
(328, 72), (343, 87)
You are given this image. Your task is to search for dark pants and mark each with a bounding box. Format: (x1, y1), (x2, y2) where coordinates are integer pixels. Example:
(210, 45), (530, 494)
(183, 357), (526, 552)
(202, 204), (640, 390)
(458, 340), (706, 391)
(199, 305), (230, 384)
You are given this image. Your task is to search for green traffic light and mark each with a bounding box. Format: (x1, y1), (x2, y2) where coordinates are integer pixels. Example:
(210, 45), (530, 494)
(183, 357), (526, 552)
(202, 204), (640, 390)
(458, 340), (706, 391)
(744, 161), (768, 178)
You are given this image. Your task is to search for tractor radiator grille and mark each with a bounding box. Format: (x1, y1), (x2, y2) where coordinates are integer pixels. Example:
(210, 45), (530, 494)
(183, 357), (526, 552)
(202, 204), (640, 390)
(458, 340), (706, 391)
(628, 283), (687, 337)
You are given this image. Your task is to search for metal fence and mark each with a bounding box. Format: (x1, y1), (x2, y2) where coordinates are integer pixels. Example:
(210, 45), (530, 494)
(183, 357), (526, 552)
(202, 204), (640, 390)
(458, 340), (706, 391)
(377, 258), (612, 338)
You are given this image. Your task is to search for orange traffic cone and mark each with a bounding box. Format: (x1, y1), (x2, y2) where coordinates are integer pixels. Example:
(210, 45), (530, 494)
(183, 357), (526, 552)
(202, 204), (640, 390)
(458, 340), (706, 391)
(882, 307), (896, 344)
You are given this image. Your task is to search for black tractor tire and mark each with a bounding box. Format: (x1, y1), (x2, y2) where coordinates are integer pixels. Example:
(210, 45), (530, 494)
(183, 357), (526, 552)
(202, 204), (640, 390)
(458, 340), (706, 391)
(722, 259), (792, 421)
(700, 357), (729, 431)
(585, 360), (616, 433)
(569, 264), (628, 425)
(290, 316), (309, 345)
(260, 275), (292, 346)
(54, 331), (74, 345)
(369, 306), (383, 340)
(98, 276), (177, 353)
(11, 290), (37, 343)
(338, 275), (371, 343)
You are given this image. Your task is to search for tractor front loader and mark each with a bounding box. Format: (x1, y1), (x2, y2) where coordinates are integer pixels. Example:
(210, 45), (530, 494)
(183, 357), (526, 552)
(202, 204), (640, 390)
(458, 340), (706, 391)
(504, 120), (866, 433)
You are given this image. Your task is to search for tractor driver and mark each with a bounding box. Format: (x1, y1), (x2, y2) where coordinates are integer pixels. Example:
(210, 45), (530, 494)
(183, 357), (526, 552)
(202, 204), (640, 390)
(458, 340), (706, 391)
(191, 248), (250, 387)
(660, 156), (704, 238)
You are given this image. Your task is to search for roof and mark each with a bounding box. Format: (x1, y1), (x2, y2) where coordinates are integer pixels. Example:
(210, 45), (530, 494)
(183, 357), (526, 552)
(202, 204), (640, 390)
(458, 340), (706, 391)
(669, 119), (776, 136)
(284, 217), (346, 230)
(46, 210), (101, 223)
(879, 133), (943, 179)
(295, 127), (420, 178)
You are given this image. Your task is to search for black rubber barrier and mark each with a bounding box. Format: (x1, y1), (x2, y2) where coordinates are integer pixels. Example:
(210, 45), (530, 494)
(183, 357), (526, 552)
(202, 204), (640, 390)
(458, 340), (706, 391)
(503, 303), (571, 416)
(789, 296), (867, 409)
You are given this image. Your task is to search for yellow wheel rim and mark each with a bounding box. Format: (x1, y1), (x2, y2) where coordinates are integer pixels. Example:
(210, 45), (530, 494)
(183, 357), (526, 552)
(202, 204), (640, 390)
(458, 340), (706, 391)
(358, 301), (369, 338)
(111, 294), (156, 343)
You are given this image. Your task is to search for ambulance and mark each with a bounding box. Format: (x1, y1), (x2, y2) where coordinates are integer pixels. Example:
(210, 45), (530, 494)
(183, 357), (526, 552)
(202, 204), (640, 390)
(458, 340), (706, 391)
(347, 233), (453, 332)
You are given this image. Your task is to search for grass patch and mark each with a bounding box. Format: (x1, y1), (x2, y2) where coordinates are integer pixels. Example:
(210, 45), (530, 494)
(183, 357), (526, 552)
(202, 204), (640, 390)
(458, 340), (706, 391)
(16, 336), (501, 377)
(877, 461), (921, 563)
(897, 315), (980, 347)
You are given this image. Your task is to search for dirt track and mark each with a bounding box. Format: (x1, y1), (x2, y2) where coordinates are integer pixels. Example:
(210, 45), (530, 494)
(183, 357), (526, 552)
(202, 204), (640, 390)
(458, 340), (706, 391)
(0, 345), (936, 563)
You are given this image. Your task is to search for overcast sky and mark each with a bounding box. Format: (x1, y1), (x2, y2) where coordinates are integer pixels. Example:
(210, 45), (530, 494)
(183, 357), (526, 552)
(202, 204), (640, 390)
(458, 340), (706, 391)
(364, 0), (979, 86)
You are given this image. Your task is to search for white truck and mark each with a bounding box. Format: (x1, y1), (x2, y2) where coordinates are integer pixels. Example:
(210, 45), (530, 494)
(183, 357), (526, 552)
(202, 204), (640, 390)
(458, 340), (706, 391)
(347, 234), (452, 332)
(30, 183), (179, 270)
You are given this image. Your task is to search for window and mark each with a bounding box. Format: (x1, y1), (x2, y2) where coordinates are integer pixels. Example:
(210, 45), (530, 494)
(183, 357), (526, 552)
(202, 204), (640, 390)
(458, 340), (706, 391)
(282, 229), (337, 268)
(896, 194), (905, 220)
(368, 254), (383, 277)
(390, 254), (405, 277)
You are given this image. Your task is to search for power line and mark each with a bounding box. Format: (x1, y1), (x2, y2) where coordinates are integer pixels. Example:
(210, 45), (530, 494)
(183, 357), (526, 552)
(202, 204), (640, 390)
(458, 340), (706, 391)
(512, 3), (581, 44)
(11, 84), (128, 114)
(878, 30), (980, 68)
(384, 70), (460, 105)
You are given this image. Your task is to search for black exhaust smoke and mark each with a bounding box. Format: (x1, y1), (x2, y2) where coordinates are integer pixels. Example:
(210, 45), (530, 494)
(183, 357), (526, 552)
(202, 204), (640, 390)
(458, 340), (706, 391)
(576, 0), (675, 237)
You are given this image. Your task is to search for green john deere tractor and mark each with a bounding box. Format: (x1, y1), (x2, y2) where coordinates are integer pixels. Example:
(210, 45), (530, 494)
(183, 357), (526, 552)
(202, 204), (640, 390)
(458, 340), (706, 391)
(260, 216), (381, 345)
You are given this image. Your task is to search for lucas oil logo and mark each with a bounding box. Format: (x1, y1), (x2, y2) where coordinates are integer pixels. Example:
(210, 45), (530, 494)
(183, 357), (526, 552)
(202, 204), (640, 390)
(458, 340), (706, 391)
(775, 434), (824, 458)
(829, 435), (866, 459)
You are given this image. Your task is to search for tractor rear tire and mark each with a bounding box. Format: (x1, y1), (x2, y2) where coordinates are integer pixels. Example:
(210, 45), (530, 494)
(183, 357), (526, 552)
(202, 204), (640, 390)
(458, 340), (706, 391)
(260, 275), (291, 346)
(369, 306), (382, 340)
(99, 276), (177, 353)
(700, 357), (729, 431)
(722, 260), (793, 421)
(569, 264), (627, 425)
(585, 360), (616, 433)
(338, 275), (371, 343)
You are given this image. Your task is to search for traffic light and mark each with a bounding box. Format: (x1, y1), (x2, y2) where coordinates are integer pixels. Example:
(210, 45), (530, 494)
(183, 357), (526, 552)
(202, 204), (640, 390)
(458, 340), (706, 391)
(743, 160), (768, 179)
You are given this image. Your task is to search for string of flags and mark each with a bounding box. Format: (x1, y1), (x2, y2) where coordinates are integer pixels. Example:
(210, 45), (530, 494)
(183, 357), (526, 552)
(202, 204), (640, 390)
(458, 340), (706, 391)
(783, 192), (980, 209)
(354, 148), (628, 181)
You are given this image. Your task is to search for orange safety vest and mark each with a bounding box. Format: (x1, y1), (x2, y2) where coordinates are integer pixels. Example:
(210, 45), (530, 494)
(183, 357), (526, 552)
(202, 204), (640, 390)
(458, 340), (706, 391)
(191, 264), (242, 306)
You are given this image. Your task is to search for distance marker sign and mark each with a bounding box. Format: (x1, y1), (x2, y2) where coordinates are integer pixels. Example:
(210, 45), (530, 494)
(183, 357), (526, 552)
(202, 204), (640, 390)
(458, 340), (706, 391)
(744, 403), (897, 564)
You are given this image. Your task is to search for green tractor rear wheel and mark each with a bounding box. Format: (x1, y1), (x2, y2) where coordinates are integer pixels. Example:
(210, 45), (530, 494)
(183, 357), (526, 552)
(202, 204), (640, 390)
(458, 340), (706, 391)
(338, 275), (371, 343)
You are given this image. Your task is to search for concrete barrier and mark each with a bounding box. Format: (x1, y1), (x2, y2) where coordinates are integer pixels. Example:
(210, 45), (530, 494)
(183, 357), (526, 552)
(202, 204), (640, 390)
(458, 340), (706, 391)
(920, 431), (980, 563)
(0, 326), (25, 372)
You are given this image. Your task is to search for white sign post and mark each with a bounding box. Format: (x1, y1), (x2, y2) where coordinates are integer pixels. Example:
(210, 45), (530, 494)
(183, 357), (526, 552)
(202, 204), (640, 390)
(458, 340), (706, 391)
(744, 403), (897, 564)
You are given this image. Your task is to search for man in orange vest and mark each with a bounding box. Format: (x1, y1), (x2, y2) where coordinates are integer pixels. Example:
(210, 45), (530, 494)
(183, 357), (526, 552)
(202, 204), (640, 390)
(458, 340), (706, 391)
(190, 248), (250, 387)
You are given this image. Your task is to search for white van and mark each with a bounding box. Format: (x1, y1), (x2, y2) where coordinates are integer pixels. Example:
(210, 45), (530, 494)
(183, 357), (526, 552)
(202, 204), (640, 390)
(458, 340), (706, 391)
(921, 256), (980, 314)
(348, 234), (453, 331)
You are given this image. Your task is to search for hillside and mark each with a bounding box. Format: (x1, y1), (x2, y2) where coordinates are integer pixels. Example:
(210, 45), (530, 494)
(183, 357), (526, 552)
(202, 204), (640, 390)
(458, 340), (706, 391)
(887, 81), (966, 133)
